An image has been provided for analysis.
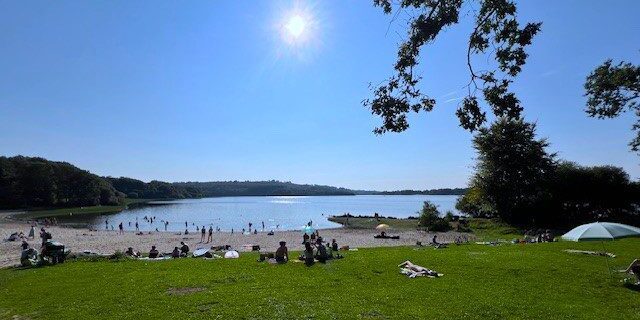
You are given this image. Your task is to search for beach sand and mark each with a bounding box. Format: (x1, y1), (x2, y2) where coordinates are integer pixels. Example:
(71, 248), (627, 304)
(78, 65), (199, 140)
(0, 218), (472, 268)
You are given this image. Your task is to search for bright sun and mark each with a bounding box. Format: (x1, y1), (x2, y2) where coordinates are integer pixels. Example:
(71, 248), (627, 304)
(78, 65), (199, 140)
(285, 15), (306, 38)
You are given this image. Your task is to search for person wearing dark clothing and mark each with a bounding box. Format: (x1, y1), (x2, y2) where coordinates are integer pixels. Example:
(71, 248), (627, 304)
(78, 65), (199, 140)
(180, 242), (190, 256)
(315, 243), (328, 263)
(149, 246), (159, 258)
(201, 226), (206, 242)
(304, 242), (315, 266)
(331, 239), (338, 252)
(275, 241), (288, 263)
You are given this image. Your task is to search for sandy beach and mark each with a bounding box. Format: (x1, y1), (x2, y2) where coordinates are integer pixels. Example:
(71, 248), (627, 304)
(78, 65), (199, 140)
(0, 216), (472, 268)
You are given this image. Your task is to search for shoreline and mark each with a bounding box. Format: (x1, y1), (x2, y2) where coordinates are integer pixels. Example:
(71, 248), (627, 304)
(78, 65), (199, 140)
(0, 218), (472, 268)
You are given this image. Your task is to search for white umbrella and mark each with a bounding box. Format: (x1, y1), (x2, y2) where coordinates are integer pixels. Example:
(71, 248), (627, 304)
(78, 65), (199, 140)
(561, 222), (640, 241)
(561, 222), (640, 276)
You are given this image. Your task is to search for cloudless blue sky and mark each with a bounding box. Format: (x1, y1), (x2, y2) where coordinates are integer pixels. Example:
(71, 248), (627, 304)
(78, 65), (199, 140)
(1, 0), (639, 190)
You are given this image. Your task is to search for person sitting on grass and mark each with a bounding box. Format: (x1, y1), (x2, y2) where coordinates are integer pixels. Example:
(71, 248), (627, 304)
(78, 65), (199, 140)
(180, 241), (190, 256)
(303, 242), (315, 266)
(620, 259), (640, 285)
(275, 241), (288, 264)
(149, 245), (160, 258)
(315, 240), (328, 263)
(125, 247), (140, 258)
(171, 247), (181, 258)
(331, 239), (338, 252)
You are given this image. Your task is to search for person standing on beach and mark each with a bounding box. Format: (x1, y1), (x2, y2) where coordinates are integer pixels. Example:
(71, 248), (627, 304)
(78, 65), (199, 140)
(28, 225), (35, 239)
(207, 226), (213, 243)
(118, 222), (123, 235)
(248, 222), (253, 232)
(135, 222), (139, 231)
(200, 226), (206, 242)
(105, 219), (108, 230)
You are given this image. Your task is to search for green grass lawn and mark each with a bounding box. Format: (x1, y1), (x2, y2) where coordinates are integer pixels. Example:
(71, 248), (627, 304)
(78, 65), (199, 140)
(1, 240), (639, 319)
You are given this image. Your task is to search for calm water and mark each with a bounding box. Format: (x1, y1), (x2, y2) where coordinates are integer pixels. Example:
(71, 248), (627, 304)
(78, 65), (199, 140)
(88, 195), (460, 232)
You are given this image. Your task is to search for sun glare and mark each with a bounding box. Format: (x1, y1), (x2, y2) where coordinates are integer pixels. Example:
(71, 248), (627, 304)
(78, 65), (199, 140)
(286, 15), (306, 38)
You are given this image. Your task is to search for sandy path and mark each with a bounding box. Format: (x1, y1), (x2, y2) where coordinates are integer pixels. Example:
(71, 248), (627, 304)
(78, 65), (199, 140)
(0, 217), (472, 268)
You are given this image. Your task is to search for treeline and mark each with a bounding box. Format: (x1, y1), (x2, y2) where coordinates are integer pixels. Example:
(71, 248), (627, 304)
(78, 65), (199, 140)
(366, 188), (468, 195)
(0, 156), (124, 208)
(174, 181), (355, 197)
(107, 177), (202, 199)
(0, 156), (200, 209)
(455, 118), (640, 229)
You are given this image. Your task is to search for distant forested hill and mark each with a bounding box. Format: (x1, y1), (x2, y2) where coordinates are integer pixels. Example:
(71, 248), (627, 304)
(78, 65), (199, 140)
(107, 177), (202, 199)
(354, 188), (468, 195)
(0, 155), (466, 210)
(0, 156), (124, 209)
(0, 156), (200, 209)
(174, 181), (355, 197)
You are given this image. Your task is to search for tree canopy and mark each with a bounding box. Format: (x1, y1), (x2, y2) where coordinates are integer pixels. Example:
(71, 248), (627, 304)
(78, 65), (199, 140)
(365, 0), (541, 134)
(584, 59), (640, 153)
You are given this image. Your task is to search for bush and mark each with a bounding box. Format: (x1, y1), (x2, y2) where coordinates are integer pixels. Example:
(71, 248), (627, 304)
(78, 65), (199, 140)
(418, 201), (451, 232)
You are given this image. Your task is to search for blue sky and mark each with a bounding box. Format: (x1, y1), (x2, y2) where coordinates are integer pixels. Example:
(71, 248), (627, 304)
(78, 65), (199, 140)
(0, 0), (639, 190)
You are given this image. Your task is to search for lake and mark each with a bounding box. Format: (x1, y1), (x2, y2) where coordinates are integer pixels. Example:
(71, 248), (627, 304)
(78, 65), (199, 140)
(89, 195), (460, 232)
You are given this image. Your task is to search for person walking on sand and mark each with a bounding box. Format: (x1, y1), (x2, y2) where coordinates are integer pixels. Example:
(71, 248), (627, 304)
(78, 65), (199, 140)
(200, 226), (206, 242)
(207, 226), (213, 243)
(118, 222), (124, 235)
(28, 225), (35, 239)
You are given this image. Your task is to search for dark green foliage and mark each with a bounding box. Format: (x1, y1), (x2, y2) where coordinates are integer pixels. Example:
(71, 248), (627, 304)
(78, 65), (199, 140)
(584, 59), (640, 153)
(548, 162), (640, 227)
(418, 201), (451, 231)
(176, 180), (355, 197)
(469, 118), (556, 226)
(108, 177), (202, 199)
(0, 156), (124, 209)
(371, 188), (467, 195)
(457, 120), (640, 228)
(365, 0), (541, 134)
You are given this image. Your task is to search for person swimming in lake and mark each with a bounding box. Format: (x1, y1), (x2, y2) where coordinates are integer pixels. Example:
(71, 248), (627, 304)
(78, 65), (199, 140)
(148, 246), (159, 258)
(275, 241), (288, 263)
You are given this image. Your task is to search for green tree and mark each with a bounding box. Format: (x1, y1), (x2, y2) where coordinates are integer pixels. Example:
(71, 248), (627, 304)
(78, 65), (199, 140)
(584, 59), (640, 153)
(365, 0), (541, 134)
(468, 117), (556, 226)
(418, 201), (451, 231)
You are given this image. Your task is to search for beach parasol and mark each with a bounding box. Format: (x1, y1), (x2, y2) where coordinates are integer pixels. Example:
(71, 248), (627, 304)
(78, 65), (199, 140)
(561, 222), (640, 241)
(561, 222), (640, 276)
(376, 223), (390, 230)
(302, 225), (315, 235)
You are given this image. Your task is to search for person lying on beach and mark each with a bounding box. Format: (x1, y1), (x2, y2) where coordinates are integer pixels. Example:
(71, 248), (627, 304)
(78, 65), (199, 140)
(125, 247), (140, 258)
(620, 259), (640, 284)
(149, 246), (160, 258)
(180, 242), (190, 256)
(398, 260), (439, 278)
(275, 241), (288, 263)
